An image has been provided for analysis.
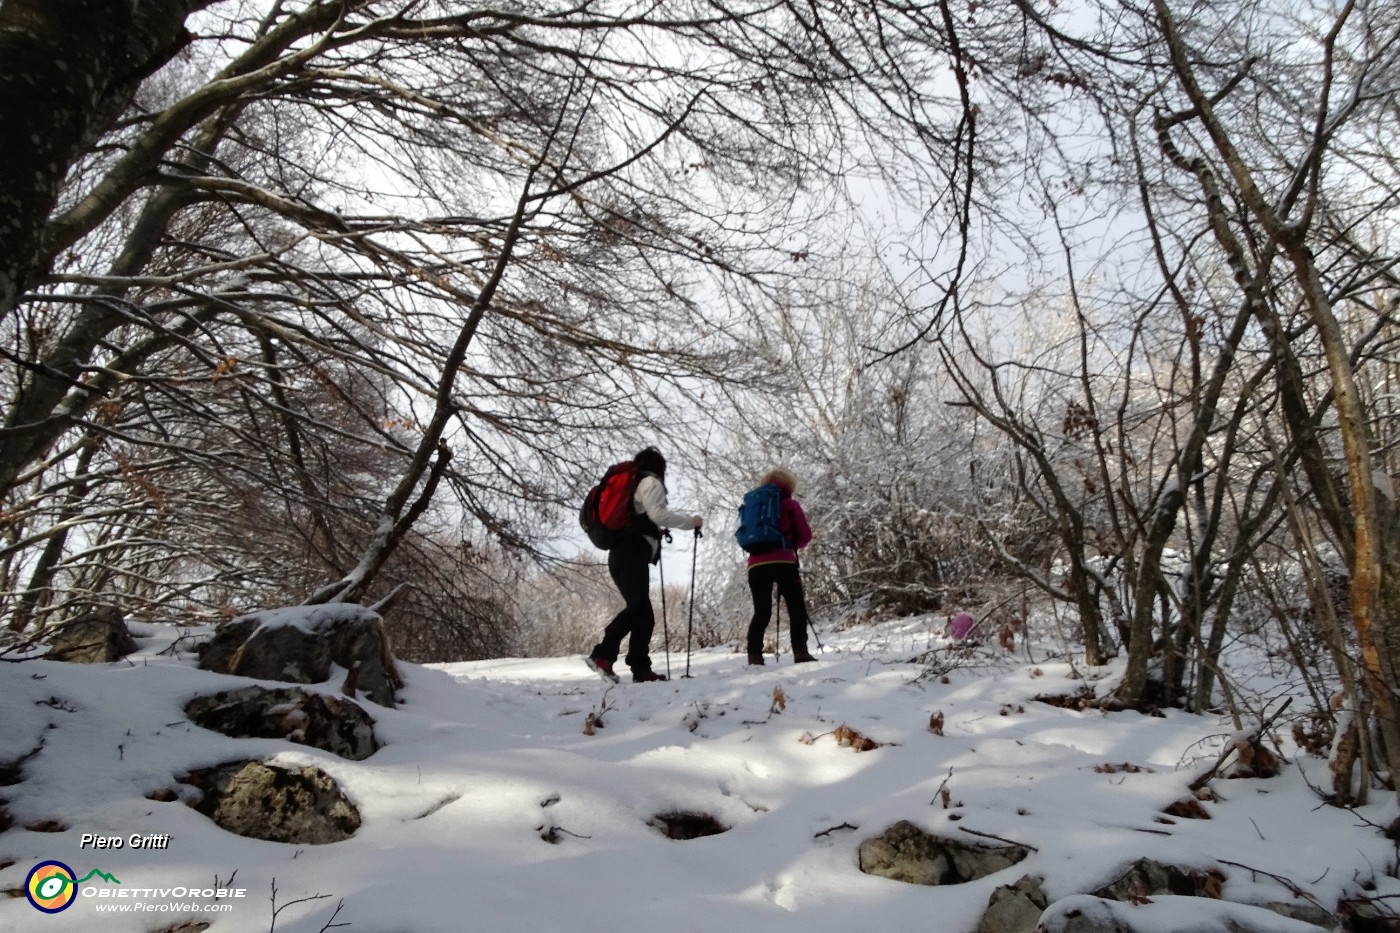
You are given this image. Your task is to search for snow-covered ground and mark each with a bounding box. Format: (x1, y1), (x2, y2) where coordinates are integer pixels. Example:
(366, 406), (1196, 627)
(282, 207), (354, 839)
(2, 613), (1395, 932)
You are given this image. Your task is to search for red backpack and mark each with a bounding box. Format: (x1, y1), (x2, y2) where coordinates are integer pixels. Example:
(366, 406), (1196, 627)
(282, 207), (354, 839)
(579, 462), (641, 549)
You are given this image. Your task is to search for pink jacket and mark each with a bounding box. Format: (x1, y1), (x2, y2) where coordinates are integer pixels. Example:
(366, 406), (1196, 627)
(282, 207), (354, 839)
(747, 485), (811, 568)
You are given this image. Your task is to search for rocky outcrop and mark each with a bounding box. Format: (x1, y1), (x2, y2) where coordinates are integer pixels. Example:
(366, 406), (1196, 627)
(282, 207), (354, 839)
(1026, 861), (1338, 933)
(45, 607), (137, 663)
(978, 874), (1049, 933)
(858, 820), (1030, 886)
(1086, 858), (1334, 926)
(197, 605), (400, 707)
(184, 686), (379, 761)
(182, 759), (360, 844)
(1035, 894), (1331, 933)
(1265, 901), (1339, 930)
(1093, 858), (1223, 901)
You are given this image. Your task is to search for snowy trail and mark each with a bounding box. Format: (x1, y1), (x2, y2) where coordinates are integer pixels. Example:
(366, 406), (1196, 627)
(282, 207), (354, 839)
(1, 617), (1394, 932)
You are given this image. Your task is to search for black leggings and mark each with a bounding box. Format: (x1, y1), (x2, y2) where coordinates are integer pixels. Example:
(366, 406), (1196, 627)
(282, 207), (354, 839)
(591, 536), (657, 674)
(747, 562), (809, 653)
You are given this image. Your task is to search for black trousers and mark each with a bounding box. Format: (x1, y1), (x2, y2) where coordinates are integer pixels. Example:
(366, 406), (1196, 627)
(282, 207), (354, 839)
(747, 562), (809, 654)
(591, 536), (657, 674)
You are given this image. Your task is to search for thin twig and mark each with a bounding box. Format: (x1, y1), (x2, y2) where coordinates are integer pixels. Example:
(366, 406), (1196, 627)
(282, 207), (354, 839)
(1215, 859), (1325, 908)
(1189, 697), (1293, 791)
(958, 826), (1039, 852)
(930, 765), (954, 806)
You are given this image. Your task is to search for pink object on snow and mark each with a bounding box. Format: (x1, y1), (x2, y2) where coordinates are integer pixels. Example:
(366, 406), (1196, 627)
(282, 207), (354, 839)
(950, 613), (975, 640)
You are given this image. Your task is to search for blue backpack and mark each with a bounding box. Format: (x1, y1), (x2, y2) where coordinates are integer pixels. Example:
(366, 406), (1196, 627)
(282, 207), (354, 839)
(734, 483), (787, 554)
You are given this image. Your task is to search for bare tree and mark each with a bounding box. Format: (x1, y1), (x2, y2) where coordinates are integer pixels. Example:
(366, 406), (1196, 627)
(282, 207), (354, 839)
(1140, 0), (1400, 794)
(1, 1), (978, 640)
(872, 0), (1399, 745)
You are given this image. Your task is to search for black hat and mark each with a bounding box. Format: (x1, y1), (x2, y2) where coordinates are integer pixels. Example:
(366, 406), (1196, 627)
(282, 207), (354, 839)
(634, 446), (666, 478)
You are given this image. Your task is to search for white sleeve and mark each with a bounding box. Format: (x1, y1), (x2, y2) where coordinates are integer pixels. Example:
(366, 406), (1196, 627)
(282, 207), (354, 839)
(635, 475), (694, 530)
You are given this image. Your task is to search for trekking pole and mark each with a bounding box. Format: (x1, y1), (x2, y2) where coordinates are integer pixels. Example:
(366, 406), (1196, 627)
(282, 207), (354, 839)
(685, 527), (702, 678)
(797, 554), (824, 651)
(658, 540), (671, 680)
(774, 588), (782, 664)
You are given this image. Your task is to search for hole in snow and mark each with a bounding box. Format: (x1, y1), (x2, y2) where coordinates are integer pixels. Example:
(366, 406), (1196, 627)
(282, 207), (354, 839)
(649, 811), (728, 840)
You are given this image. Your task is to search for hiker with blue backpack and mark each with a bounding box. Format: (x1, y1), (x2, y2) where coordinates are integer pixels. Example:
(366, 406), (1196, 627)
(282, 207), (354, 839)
(581, 446), (702, 683)
(735, 468), (814, 665)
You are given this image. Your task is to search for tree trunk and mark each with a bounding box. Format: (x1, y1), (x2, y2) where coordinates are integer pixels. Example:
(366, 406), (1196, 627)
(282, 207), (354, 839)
(1148, 0), (1399, 756)
(0, 108), (237, 501)
(0, 0), (198, 320)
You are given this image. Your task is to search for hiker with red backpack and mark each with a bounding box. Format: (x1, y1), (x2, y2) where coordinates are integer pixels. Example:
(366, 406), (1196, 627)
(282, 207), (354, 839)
(582, 447), (702, 683)
(736, 468), (814, 666)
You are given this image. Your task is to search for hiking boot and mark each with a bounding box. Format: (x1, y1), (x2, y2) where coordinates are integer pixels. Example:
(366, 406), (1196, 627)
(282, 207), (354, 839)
(792, 647), (816, 663)
(632, 670), (667, 683)
(585, 656), (619, 683)
(747, 652), (766, 666)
